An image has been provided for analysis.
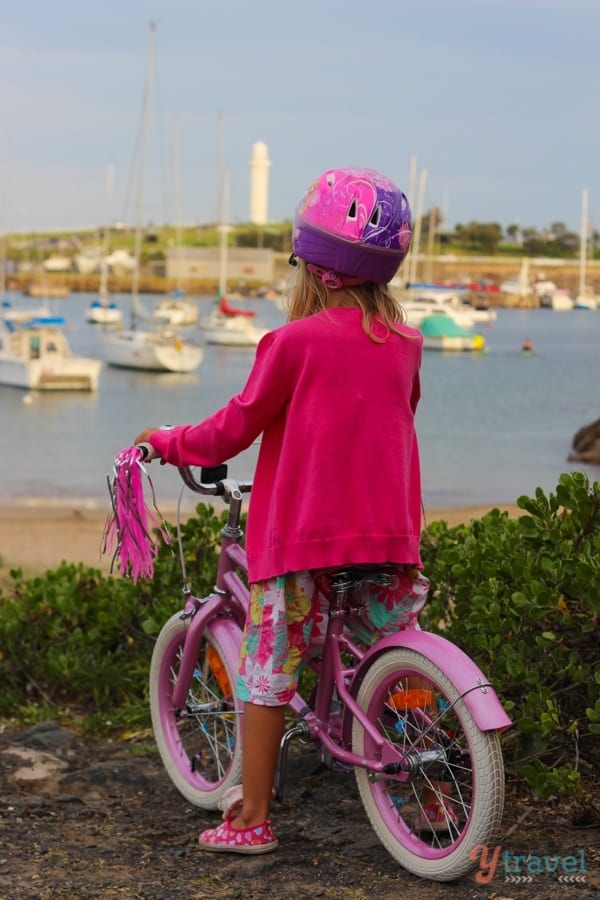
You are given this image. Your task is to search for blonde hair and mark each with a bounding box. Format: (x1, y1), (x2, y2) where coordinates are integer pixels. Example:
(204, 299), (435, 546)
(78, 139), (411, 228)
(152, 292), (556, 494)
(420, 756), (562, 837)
(287, 260), (408, 343)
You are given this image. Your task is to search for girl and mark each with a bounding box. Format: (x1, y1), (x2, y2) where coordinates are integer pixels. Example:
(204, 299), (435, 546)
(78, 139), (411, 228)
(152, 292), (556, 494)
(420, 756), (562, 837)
(135, 166), (435, 854)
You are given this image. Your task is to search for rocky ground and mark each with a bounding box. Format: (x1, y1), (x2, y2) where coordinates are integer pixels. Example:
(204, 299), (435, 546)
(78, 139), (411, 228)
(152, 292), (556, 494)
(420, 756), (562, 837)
(0, 721), (598, 900)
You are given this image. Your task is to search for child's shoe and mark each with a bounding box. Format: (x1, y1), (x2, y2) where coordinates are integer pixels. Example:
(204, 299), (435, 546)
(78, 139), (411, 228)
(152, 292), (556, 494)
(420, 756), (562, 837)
(198, 818), (278, 854)
(413, 800), (458, 833)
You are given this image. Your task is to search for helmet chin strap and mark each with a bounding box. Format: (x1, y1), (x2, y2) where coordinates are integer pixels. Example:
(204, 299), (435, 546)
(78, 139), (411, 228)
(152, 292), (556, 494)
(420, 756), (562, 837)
(306, 263), (366, 290)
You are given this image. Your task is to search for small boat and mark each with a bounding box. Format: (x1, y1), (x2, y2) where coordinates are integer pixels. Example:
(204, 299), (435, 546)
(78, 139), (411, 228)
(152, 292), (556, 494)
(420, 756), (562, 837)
(151, 291), (198, 326)
(85, 298), (123, 326)
(24, 282), (70, 299)
(521, 338), (535, 354)
(1, 298), (50, 324)
(99, 327), (203, 373)
(573, 189), (598, 310)
(198, 295), (269, 347)
(0, 315), (101, 390)
(96, 24), (203, 375)
(199, 126), (270, 348)
(85, 165), (124, 327)
(419, 314), (486, 352)
(574, 294), (599, 311)
(401, 290), (496, 330)
(546, 289), (574, 311)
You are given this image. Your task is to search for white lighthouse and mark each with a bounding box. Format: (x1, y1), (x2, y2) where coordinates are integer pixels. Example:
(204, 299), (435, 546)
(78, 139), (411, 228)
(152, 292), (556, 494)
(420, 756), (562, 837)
(249, 141), (271, 225)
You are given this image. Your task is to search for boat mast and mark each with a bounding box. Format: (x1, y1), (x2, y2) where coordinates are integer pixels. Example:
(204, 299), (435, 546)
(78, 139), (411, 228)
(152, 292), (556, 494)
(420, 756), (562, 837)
(0, 138), (10, 302)
(172, 116), (184, 295)
(99, 163), (114, 304)
(217, 114), (231, 298)
(579, 187), (588, 298)
(131, 21), (155, 326)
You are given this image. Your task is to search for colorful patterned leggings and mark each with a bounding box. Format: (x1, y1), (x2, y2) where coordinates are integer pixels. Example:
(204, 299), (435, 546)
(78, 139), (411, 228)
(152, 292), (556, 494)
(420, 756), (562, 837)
(236, 566), (429, 706)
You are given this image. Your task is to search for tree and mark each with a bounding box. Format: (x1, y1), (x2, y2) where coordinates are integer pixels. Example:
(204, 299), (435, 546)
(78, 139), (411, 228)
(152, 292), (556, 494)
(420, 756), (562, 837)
(454, 221), (503, 253)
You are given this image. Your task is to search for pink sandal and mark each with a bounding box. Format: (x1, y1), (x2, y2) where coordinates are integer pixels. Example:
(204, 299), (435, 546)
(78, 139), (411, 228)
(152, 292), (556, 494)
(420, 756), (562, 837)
(198, 818), (278, 854)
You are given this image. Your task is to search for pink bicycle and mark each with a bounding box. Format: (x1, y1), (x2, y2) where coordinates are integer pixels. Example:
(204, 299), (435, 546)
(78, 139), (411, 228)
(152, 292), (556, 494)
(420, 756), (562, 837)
(143, 454), (511, 882)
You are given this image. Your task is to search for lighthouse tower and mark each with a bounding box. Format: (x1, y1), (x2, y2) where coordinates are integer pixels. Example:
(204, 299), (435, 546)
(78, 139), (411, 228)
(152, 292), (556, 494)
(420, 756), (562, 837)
(249, 141), (271, 225)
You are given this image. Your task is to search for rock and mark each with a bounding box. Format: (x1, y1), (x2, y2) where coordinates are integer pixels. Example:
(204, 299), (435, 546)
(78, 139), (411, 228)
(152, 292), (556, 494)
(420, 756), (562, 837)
(1, 745), (69, 795)
(568, 417), (600, 465)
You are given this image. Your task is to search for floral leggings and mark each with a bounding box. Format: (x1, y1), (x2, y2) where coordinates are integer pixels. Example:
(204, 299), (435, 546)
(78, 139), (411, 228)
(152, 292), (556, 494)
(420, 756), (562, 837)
(236, 566), (429, 706)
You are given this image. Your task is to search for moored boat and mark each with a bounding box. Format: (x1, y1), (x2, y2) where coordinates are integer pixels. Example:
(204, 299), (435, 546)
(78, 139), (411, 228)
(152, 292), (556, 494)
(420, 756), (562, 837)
(419, 314), (486, 352)
(197, 295), (269, 347)
(99, 327), (203, 372)
(0, 315), (102, 390)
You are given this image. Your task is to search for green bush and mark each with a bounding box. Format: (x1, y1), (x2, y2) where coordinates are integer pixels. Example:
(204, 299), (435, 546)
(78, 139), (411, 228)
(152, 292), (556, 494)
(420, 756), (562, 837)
(0, 503), (229, 725)
(1, 475), (598, 801)
(419, 472), (600, 799)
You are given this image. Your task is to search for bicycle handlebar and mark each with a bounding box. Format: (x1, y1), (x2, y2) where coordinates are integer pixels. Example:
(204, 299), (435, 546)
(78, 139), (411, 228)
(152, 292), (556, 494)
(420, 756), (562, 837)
(137, 442), (253, 497)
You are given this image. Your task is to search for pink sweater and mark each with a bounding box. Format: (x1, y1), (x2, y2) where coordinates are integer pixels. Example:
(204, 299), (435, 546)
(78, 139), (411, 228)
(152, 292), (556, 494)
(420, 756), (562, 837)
(149, 307), (423, 582)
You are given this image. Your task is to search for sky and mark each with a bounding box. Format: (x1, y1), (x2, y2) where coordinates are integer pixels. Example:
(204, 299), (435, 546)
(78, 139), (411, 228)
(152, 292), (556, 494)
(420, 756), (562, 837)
(0, 0), (598, 235)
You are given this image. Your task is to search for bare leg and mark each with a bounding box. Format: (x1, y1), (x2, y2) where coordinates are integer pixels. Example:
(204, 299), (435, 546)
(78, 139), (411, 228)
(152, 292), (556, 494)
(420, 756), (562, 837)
(230, 702), (285, 828)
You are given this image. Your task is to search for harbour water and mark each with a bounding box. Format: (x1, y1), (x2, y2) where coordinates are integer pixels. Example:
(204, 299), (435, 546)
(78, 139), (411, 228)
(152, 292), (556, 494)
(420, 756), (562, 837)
(1, 292), (598, 510)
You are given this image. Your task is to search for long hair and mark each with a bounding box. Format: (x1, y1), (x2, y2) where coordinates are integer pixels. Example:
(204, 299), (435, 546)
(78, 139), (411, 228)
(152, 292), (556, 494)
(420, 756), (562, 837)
(287, 260), (408, 343)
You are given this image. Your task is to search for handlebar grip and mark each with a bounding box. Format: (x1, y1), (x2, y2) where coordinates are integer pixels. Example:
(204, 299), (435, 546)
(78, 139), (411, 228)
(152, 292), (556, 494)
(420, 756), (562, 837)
(137, 442), (159, 461)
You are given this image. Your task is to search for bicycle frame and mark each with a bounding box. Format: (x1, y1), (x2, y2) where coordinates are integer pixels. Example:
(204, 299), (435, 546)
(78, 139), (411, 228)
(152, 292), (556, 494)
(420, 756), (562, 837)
(148, 460), (511, 880)
(168, 471), (510, 774)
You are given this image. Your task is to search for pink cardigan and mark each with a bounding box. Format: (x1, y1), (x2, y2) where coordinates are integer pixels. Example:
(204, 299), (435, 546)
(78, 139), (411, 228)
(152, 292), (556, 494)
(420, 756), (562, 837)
(149, 307), (423, 582)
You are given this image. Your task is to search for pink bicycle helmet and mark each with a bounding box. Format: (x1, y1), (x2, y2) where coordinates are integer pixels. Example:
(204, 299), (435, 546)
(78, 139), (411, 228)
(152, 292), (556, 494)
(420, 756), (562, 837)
(292, 166), (412, 285)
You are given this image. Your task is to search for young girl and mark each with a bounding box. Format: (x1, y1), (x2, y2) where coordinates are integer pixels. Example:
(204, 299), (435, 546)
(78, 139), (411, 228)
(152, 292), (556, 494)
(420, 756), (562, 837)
(135, 166), (434, 854)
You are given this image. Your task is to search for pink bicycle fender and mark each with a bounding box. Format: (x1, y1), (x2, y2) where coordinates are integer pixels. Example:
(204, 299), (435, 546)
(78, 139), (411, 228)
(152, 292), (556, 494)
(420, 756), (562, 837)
(171, 602), (243, 710)
(352, 630), (512, 732)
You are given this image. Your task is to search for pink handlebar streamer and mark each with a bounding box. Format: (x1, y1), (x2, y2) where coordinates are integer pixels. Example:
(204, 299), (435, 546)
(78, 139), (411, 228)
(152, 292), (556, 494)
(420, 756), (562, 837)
(103, 446), (170, 583)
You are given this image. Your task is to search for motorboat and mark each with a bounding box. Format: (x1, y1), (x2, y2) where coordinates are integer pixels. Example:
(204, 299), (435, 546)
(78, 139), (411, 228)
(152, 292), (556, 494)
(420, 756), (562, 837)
(0, 315), (101, 390)
(198, 295), (269, 347)
(401, 290), (496, 330)
(419, 314), (486, 352)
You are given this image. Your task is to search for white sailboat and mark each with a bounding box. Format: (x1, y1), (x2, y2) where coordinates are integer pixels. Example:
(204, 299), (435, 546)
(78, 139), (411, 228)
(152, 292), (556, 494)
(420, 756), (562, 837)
(97, 24), (203, 374)
(574, 188), (598, 310)
(197, 153), (269, 347)
(85, 164), (123, 326)
(149, 119), (199, 327)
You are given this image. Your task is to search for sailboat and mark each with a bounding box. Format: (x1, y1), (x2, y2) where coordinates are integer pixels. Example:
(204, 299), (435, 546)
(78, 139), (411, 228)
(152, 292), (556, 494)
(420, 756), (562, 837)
(149, 119), (199, 327)
(197, 149), (269, 347)
(97, 24), (203, 373)
(85, 164), (123, 326)
(574, 188), (598, 310)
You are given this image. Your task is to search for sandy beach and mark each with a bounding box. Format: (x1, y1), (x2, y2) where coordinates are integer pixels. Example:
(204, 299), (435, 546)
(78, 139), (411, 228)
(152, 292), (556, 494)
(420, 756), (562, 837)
(0, 501), (521, 577)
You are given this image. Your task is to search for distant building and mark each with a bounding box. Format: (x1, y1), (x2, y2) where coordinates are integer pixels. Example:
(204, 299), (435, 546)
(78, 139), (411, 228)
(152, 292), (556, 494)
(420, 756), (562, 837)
(166, 247), (275, 284)
(249, 142), (271, 225)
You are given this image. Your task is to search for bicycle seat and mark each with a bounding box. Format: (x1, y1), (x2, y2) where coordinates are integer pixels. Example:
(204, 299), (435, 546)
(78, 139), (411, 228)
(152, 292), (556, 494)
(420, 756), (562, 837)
(316, 565), (395, 593)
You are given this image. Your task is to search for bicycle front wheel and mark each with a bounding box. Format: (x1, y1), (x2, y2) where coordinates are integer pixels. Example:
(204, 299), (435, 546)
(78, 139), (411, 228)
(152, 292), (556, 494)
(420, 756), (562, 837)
(149, 611), (243, 808)
(352, 648), (505, 881)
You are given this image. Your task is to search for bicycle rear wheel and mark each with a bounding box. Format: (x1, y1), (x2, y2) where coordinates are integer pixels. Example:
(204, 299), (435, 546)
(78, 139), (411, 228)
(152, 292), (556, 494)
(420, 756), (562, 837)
(149, 611), (243, 808)
(352, 648), (504, 881)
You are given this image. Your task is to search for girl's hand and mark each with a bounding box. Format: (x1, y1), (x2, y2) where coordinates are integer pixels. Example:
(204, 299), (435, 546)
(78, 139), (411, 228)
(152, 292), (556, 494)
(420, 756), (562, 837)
(134, 428), (158, 446)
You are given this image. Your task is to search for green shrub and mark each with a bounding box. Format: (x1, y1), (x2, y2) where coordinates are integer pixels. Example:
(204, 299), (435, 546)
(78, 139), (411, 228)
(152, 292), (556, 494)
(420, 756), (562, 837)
(419, 472), (600, 799)
(1, 475), (598, 801)
(0, 503), (229, 724)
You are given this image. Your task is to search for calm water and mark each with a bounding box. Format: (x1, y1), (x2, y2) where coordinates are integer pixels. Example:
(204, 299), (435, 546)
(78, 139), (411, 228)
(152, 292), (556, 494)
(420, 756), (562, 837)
(1, 292), (599, 510)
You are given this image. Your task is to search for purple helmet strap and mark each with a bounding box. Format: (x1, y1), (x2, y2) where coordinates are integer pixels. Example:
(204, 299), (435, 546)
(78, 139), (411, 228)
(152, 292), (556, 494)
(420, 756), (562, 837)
(306, 263), (366, 291)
